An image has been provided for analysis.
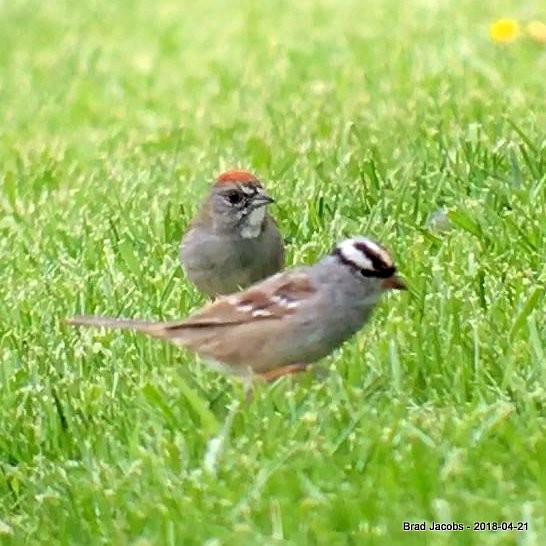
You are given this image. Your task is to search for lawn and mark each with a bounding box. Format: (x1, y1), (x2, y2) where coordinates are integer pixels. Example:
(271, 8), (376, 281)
(1, 0), (545, 544)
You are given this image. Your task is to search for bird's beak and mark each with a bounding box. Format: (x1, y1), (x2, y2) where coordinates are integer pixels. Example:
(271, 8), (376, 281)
(381, 275), (407, 291)
(251, 189), (275, 208)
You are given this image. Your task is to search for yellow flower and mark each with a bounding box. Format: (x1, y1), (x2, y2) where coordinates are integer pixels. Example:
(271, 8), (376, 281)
(527, 20), (546, 43)
(489, 18), (520, 43)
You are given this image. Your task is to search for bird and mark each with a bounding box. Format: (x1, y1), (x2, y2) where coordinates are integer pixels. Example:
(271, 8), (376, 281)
(67, 236), (406, 383)
(179, 170), (285, 297)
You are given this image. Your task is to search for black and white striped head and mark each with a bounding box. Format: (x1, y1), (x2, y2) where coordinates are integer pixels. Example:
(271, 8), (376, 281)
(333, 237), (406, 290)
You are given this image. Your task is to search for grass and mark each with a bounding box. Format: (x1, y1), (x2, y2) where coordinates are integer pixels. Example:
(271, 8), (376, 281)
(1, 0), (545, 544)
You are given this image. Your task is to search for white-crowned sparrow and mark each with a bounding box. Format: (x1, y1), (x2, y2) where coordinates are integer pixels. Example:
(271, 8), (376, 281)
(180, 170), (284, 297)
(67, 236), (406, 382)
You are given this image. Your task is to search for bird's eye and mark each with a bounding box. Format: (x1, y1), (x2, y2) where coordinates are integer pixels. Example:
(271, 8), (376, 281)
(360, 266), (396, 278)
(226, 192), (243, 204)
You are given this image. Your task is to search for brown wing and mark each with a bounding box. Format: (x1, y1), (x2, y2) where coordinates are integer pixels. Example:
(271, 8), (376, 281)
(162, 269), (316, 333)
(67, 269), (318, 375)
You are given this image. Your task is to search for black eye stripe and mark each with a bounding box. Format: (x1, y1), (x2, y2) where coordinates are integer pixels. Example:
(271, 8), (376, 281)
(360, 266), (396, 279)
(353, 242), (392, 271)
(333, 245), (396, 278)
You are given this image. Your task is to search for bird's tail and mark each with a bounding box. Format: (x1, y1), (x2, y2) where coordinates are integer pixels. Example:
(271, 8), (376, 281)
(65, 315), (165, 336)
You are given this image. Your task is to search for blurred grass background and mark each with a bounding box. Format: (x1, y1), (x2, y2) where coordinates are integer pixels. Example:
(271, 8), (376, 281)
(0, 0), (545, 544)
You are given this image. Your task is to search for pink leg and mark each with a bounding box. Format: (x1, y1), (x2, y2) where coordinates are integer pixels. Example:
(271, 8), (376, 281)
(259, 363), (309, 383)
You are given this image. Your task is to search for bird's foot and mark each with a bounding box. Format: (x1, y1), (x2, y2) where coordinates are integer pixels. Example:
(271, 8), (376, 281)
(259, 363), (310, 383)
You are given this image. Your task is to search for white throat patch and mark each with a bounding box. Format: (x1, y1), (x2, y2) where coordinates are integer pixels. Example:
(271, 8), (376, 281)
(240, 207), (265, 239)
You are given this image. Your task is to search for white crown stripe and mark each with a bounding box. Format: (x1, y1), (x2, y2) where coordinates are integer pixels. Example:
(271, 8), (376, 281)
(338, 240), (374, 271)
(337, 237), (393, 271)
